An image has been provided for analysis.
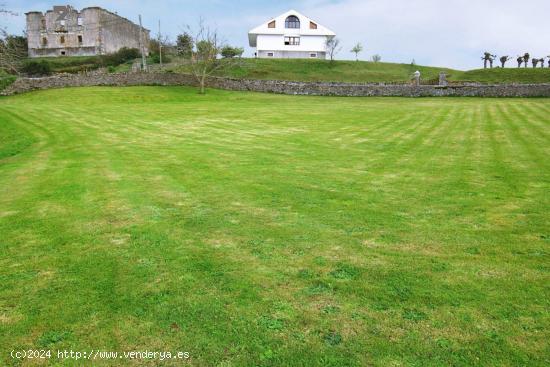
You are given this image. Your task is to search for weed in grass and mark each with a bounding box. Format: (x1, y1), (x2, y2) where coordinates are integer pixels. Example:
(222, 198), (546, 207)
(402, 309), (428, 322)
(258, 316), (284, 331)
(37, 331), (72, 347)
(329, 263), (361, 280)
(323, 331), (343, 346)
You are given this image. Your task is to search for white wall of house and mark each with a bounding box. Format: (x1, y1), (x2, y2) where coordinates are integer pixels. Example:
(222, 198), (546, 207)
(249, 10), (335, 60)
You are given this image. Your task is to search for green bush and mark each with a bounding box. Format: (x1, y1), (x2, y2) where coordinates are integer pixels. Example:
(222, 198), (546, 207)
(149, 54), (171, 64)
(107, 66), (116, 73)
(221, 46), (244, 58)
(0, 75), (17, 92)
(21, 60), (52, 76)
(101, 47), (140, 67)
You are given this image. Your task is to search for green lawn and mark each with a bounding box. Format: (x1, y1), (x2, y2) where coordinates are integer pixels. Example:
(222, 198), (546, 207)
(0, 87), (549, 366)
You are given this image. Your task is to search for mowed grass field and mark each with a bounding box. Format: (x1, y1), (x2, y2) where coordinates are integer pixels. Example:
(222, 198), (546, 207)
(0, 87), (549, 366)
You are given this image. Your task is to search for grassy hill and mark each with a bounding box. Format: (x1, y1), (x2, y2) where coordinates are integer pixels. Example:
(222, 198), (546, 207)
(0, 87), (548, 366)
(170, 58), (550, 84)
(15, 56), (550, 84)
(452, 67), (550, 84)
(172, 58), (460, 83)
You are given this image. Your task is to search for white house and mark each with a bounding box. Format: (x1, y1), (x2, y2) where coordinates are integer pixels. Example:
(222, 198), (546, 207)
(248, 10), (336, 59)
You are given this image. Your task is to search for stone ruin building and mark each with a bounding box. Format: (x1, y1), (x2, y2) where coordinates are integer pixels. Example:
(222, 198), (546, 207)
(26, 5), (150, 58)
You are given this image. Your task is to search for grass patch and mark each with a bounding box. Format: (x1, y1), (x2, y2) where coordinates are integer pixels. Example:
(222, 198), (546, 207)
(0, 87), (548, 366)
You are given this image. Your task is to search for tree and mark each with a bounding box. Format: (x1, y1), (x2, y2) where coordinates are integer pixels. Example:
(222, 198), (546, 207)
(325, 37), (341, 62)
(184, 20), (240, 94)
(499, 56), (511, 68)
(481, 52), (496, 69)
(176, 32), (194, 59)
(516, 56), (523, 68)
(220, 46), (244, 58)
(371, 54), (382, 63)
(350, 43), (363, 61)
(523, 53), (530, 68)
(0, 7), (26, 74)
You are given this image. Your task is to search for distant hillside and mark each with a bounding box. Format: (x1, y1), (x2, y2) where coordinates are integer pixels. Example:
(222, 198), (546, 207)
(172, 58), (550, 85)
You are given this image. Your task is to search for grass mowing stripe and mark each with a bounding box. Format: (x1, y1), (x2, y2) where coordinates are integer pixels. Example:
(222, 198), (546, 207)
(0, 87), (548, 366)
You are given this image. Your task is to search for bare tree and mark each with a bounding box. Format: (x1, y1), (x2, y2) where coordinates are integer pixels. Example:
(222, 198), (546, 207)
(351, 43), (363, 61)
(325, 37), (341, 62)
(184, 19), (240, 94)
(371, 54), (382, 63)
(499, 56), (511, 68)
(0, 5), (25, 74)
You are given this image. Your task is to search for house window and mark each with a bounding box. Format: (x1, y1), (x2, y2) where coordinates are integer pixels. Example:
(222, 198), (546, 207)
(60, 35), (65, 44)
(41, 18), (46, 29)
(268, 20), (275, 28)
(60, 20), (66, 26)
(310, 22), (317, 29)
(285, 15), (300, 29)
(284, 36), (300, 46)
(78, 35), (83, 44)
(42, 37), (48, 46)
(77, 17), (83, 26)
(310, 53), (317, 58)
(267, 52), (274, 57)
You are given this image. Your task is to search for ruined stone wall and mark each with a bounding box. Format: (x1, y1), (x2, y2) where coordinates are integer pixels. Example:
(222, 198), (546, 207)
(2, 72), (550, 98)
(26, 6), (148, 58)
(98, 9), (150, 55)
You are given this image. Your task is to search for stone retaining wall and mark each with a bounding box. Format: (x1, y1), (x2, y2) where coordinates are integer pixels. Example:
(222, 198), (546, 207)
(2, 72), (550, 97)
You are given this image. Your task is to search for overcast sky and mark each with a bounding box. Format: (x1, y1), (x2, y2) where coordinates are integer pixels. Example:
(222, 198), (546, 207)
(2, 0), (549, 70)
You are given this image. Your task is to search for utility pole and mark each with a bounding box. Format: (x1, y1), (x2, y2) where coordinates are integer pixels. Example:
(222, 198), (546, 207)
(158, 19), (163, 69)
(138, 14), (147, 72)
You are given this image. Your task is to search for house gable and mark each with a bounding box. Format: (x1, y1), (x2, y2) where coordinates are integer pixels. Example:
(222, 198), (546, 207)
(248, 9), (335, 47)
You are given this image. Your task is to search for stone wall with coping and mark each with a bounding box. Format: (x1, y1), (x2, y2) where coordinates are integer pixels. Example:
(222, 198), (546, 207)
(2, 72), (550, 97)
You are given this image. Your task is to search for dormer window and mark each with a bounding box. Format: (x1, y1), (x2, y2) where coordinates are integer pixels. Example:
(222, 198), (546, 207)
(268, 20), (275, 28)
(285, 15), (300, 29)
